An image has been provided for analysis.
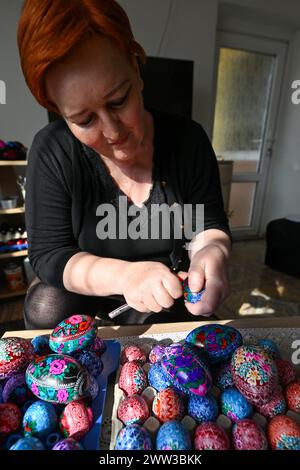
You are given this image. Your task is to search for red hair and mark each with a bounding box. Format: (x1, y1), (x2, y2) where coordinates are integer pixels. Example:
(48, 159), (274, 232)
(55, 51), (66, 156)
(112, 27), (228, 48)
(17, 0), (146, 112)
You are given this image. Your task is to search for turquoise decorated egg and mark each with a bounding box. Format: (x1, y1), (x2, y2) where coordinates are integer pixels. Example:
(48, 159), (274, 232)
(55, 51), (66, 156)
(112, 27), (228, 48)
(185, 324), (243, 364)
(256, 390), (286, 418)
(152, 388), (185, 423)
(25, 354), (90, 404)
(160, 343), (212, 397)
(156, 421), (191, 450)
(117, 395), (149, 425)
(0, 337), (34, 379)
(148, 362), (172, 391)
(187, 394), (218, 423)
(115, 424), (152, 450)
(232, 419), (268, 450)
(220, 387), (253, 422)
(119, 361), (147, 396)
(49, 315), (97, 354)
(267, 415), (300, 450)
(194, 422), (231, 450)
(23, 400), (57, 439)
(10, 437), (45, 450)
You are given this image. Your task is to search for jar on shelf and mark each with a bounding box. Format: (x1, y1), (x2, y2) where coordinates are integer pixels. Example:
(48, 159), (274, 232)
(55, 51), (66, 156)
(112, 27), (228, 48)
(3, 262), (26, 291)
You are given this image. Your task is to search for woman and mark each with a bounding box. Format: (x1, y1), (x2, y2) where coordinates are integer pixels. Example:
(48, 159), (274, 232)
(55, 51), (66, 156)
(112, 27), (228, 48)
(18, 0), (231, 329)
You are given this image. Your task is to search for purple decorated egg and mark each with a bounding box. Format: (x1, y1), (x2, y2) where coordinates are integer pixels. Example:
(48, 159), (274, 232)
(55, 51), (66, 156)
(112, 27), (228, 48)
(2, 373), (33, 405)
(185, 324), (243, 364)
(149, 344), (166, 364)
(0, 403), (22, 441)
(231, 345), (278, 406)
(117, 395), (149, 425)
(89, 337), (106, 357)
(23, 400), (57, 439)
(121, 345), (147, 365)
(232, 419), (268, 450)
(285, 382), (300, 413)
(152, 387), (185, 423)
(256, 389), (286, 418)
(275, 359), (297, 387)
(60, 400), (93, 441)
(119, 361), (147, 396)
(49, 315), (97, 354)
(0, 337), (34, 379)
(25, 354), (90, 404)
(194, 422), (231, 450)
(52, 438), (84, 450)
(115, 424), (152, 450)
(160, 343), (212, 397)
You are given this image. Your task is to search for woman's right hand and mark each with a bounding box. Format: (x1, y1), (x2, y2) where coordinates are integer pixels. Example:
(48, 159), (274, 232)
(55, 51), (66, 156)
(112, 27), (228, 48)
(121, 261), (183, 313)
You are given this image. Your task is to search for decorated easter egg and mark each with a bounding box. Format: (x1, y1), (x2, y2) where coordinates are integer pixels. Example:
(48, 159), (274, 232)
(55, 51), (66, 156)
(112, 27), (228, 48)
(52, 438), (84, 450)
(89, 336), (106, 357)
(194, 422), (231, 450)
(256, 390), (286, 419)
(4, 433), (23, 450)
(148, 362), (172, 391)
(23, 400), (57, 439)
(187, 394), (218, 423)
(60, 400), (93, 440)
(49, 314), (97, 354)
(119, 361), (147, 396)
(160, 343), (212, 397)
(213, 362), (234, 390)
(121, 345), (147, 365)
(149, 344), (166, 364)
(87, 375), (99, 400)
(182, 277), (205, 303)
(0, 337), (34, 379)
(231, 345), (278, 405)
(2, 373), (33, 405)
(185, 324), (243, 364)
(44, 432), (63, 449)
(115, 424), (152, 450)
(31, 335), (51, 356)
(220, 387), (253, 422)
(0, 403), (22, 439)
(10, 437), (45, 450)
(156, 421), (191, 450)
(267, 415), (300, 450)
(257, 339), (280, 360)
(73, 350), (103, 377)
(152, 388), (185, 423)
(25, 354), (90, 404)
(285, 382), (300, 413)
(275, 359), (297, 387)
(117, 395), (149, 425)
(232, 419), (268, 450)
(0, 381), (3, 403)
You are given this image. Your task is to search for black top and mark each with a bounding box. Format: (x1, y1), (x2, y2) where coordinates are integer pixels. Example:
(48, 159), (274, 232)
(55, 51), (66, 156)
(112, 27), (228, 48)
(25, 108), (231, 289)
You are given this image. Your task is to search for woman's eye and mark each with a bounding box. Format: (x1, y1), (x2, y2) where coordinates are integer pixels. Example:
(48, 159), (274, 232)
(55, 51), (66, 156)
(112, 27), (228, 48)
(78, 116), (94, 127)
(109, 91), (130, 108)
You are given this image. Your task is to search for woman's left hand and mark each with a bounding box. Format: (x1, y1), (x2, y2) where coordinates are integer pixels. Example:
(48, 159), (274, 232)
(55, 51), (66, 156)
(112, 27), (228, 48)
(179, 244), (230, 317)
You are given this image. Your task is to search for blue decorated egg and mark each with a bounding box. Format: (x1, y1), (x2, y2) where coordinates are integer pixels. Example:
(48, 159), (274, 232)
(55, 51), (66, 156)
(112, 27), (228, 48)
(231, 345), (278, 406)
(156, 421), (191, 450)
(148, 362), (172, 391)
(23, 400), (57, 439)
(115, 424), (152, 450)
(185, 324), (243, 364)
(213, 362), (234, 390)
(257, 338), (280, 360)
(10, 437), (45, 450)
(73, 350), (103, 377)
(31, 335), (51, 356)
(220, 387), (253, 422)
(25, 354), (90, 404)
(4, 433), (23, 450)
(187, 394), (218, 423)
(0, 337), (34, 379)
(49, 315), (97, 354)
(160, 343), (212, 397)
(182, 277), (205, 303)
(52, 438), (84, 450)
(87, 375), (99, 400)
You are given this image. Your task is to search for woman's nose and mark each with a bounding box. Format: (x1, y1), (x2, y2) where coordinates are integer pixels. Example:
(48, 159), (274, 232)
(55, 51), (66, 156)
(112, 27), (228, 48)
(100, 111), (121, 141)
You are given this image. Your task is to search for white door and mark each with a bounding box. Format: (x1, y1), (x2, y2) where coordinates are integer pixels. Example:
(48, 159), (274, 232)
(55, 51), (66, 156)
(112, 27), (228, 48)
(212, 32), (287, 239)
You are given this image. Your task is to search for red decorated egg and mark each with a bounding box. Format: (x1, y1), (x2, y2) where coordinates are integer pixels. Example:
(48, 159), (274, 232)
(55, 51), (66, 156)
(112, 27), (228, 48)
(232, 419), (268, 450)
(267, 415), (300, 450)
(231, 345), (278, 405)
(152, 388), (185, 423)
(49, 315), (97, 354)
(256, 389), (286, 418)
(285, 382), (300, 413)
(117, 395), (149, 425)
(275, 359), (297, 387)
(121, 345), (147, 365)
(194, 422), (230, 450)
(119, 361), (147, 396)
(0, 337), (34, 379)
(59, 401), (93, 441)
(0, 403), (22, 441)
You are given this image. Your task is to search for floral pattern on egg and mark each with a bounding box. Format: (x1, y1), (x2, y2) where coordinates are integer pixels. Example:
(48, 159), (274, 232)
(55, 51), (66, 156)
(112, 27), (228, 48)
(49, 315), (97, 354)
(0, 337), (34, 379)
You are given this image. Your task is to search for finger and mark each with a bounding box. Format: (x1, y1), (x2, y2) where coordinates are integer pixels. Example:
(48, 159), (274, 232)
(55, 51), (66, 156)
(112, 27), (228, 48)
(143, 294), (163, 313)
(126, 298), (151, 313)
(153, 283), (174, 309)
(188, 266), (205, 292)
(184, 279), (223, 316)
(176, 271), (188, 282)
(162, 272), (183, 300)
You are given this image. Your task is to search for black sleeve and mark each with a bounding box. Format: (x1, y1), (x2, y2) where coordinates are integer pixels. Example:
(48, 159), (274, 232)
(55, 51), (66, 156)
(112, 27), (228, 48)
(25, 131), (81, 289)
(182, 120), (232, 241)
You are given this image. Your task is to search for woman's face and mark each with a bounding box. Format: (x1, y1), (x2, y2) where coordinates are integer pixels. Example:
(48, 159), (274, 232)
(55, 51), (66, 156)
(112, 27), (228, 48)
(45, 34), (147, 163)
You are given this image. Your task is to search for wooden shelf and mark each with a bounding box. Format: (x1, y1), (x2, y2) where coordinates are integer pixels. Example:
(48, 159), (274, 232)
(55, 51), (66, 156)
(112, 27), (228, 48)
(0, 160), (27, 166)
(0, 207), (25, 215)
(0, 286), (27, 300)
(0, 249), (28, 260)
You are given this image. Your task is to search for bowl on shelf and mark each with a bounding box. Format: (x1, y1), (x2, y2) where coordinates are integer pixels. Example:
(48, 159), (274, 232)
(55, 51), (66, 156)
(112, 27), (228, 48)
(0, 196), (18, 210)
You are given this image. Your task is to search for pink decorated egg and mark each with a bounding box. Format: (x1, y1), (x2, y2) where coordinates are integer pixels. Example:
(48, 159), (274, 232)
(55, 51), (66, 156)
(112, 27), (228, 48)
(0, 403), (22, 442)
(59, 401), (93, 441)
(267, 415), (300, 450)
(149, 344), (166, 364)
(0, 337), (34, 379)
(152, 388), (185, 423)
(285, 382), (300, 413)
(231, 345), (278, 406)
(121, 345), (147, 365)
(117, 395), (149, 425)
(119, 361), (147, 396)
(194, 422), (230, 450)
(49, 315), (97, 354)
(232, 419), (268, 450)
(275, 359), (297, 387)
(256, 389), (286, 419)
